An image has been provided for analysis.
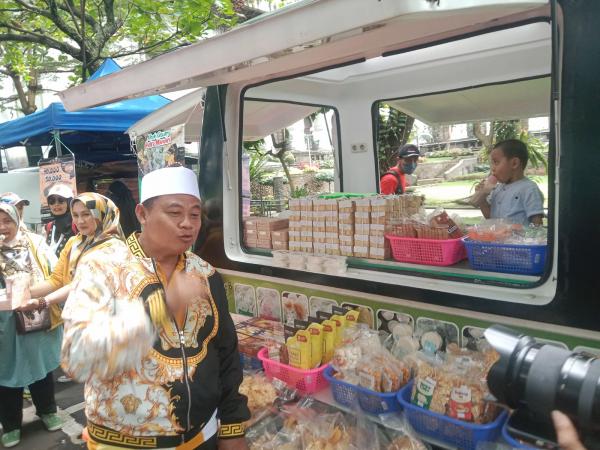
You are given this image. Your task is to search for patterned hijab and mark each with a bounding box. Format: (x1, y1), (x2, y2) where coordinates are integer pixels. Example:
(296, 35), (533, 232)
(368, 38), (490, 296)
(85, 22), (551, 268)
(0, 203), (33, 276)
(68, 193), (125, 275)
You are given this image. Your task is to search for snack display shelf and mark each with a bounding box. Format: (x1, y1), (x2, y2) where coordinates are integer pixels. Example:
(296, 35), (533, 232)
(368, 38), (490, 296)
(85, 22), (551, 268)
(347, 256), (539, 285)
(313, 387), (455, 450)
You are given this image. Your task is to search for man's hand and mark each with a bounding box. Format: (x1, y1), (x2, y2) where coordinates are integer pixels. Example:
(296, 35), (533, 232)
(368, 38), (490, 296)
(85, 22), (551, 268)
(217, 437), (249, 450)
(552, 410), (587, 450)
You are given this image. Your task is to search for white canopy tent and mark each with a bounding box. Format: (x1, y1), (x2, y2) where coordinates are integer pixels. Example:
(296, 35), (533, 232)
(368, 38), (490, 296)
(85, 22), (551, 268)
(126, 92), (319, 142)
(127, 88), (205, 141)
(243, 101), (318, 141)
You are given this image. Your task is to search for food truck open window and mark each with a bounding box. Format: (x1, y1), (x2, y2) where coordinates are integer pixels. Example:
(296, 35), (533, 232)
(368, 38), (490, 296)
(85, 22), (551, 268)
(233, 17), (558, 305)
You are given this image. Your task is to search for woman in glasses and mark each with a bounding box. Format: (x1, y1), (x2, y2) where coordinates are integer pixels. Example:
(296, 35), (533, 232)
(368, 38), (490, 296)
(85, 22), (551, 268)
(44, 185), (76, 258)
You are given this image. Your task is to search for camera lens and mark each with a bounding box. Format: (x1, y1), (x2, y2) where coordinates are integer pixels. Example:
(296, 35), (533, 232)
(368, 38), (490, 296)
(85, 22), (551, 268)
(485, 325), (600, 432)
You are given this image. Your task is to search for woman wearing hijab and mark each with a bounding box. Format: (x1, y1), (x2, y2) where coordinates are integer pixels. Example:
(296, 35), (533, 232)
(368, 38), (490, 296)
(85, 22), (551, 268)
(29, 193), (125, 310)
(0, 203), (62, 448)
(44, 185), (76, 257)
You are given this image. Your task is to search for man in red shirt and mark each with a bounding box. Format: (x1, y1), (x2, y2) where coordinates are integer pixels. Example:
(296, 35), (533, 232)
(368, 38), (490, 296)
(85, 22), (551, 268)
(380, 144), (420, 195)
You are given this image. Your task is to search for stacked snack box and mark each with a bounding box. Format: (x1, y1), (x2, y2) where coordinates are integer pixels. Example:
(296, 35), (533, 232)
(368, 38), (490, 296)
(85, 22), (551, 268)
(338, 199), (355, 257)
(300, 198), (314, 254)
(244, 217), (289, 249)
(353, 198), (370, 258)
(288, 199), (302, 251)
(369, 197), (393, 260)
(325, 199), (340, 256)
(236, 317), (285, 369)
(243, 217), (260, 248)
(312, 199), (328, 255)
(397, 194), (424, 218)
(256, 194), (424, 260)
(271, 228), (289, 250)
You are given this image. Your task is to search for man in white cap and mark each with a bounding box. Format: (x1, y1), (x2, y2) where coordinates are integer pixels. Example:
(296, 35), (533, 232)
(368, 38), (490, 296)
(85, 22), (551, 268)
(61, 166), (250, 450)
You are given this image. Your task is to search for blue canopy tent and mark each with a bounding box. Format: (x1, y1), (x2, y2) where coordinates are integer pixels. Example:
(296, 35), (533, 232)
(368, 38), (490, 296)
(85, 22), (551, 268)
(0, 59), (170, 163)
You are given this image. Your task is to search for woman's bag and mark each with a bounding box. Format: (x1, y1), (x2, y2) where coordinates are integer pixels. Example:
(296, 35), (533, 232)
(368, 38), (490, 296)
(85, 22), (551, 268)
(14, 308), (51, 334)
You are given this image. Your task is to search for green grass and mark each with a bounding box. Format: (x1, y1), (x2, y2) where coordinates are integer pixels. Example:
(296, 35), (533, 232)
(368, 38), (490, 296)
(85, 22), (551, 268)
(422, 156), (456, 162)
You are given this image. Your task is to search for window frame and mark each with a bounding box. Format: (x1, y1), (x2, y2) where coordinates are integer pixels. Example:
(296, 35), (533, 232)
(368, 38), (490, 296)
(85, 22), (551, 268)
(369, 73), (554, 290)
(226, 17), (559, 305)
(237, 94), (344, 257)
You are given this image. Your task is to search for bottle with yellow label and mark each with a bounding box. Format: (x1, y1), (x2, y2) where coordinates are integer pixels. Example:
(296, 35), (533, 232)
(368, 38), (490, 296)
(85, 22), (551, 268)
(321, 319), (337, 363)
(287, 331), (311, 370)
(330, 314), (347, 348)
(307, 322), (324, 368)
(345, 310), (360, 327)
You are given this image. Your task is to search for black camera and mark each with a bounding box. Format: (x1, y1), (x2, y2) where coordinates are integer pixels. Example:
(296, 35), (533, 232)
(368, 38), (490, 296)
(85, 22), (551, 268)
(484, 325), (600, 449)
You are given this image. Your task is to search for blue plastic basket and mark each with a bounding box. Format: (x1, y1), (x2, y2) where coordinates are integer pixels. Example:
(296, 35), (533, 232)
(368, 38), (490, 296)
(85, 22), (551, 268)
(397, 382), (508, 450)
(323, 366), (403, 414)
(239, 353), (263, 371)
(501, 421), (539, 449)
(463, 239), (547, 275)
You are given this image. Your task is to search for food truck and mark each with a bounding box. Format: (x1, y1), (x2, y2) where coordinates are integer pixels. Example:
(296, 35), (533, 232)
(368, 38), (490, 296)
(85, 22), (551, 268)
(59, 0), (600, 356)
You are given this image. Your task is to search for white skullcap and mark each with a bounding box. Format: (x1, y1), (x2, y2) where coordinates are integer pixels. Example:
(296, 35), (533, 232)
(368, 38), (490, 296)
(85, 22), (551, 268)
(140, 166), (201, 203)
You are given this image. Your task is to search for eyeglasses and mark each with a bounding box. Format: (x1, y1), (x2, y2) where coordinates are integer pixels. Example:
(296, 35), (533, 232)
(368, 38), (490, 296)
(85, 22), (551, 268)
(48, 196), (67, 205)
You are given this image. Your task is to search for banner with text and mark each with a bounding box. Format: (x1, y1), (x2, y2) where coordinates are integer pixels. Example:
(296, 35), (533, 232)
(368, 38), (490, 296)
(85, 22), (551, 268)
(136, 125), (185, 176)
(38, 156), (77, 208)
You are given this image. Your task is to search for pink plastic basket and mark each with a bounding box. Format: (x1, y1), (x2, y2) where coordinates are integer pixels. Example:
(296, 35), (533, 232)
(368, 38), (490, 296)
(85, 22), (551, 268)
(385, 235), (466, 266)
(257, 348), (329, 394)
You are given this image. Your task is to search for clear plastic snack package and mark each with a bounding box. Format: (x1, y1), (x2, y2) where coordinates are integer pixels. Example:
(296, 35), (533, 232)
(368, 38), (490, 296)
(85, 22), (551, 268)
(410, 350), (500, 424)
(377, 413), (431, 450)
(240, 371), (280, 424)
(301, 411), (358, 450)
(331, 325), (413, 393)
(467, 218), (521, 243)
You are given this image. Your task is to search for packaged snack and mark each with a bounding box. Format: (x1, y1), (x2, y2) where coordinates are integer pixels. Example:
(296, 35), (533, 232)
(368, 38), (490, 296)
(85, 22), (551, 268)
(357, 359), (383, 392)
(301, 412), (355, 450)
(239, 372), (278, 420)
(427, 208), (463, 239)
(321, 319), (337, 363)
(344, 309), (360, 327)
(287, 332), (311, 370)
(410, 352), (499, 424)
(467, 218), (522, 242)
(330, 314), (347, 348)
(307, 322), (324, 368)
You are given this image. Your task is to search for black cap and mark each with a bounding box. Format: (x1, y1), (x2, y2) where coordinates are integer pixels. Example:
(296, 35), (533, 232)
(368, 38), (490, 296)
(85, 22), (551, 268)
(398, 144), (420, 158)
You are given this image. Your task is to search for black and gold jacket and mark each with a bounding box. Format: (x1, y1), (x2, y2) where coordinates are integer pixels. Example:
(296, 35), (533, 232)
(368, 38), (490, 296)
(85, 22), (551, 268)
(61, 234), (249, 448)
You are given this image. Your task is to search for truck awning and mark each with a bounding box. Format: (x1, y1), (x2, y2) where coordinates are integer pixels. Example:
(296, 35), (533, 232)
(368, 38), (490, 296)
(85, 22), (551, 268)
(59, 0), (549, 111)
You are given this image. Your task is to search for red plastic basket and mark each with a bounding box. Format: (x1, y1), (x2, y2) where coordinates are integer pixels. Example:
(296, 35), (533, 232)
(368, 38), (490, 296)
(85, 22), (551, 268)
(385, 235), (466, 266)
(257, 348), (329, 394)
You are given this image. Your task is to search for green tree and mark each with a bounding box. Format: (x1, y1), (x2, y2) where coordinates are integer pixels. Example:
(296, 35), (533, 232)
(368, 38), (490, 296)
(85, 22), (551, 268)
(475, 119), (548, 172)
(244, 140), (268, 183)
(376, 103), (414, 172)
(268, 128), (295, 193)
(0, 0), (235, 114)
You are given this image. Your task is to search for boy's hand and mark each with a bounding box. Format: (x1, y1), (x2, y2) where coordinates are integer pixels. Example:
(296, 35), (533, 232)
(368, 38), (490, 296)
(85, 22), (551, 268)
(474, 179), (487, 192)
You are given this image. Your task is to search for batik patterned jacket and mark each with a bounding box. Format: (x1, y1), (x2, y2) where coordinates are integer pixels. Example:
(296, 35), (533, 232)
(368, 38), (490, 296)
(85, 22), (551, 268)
(61, 234), (249, 448)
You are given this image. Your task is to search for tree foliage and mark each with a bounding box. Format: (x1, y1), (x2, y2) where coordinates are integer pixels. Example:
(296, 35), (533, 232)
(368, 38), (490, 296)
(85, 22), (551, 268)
(376, 104), (414, 173)
(475, 119), (548, 172)
(0, 0), (236, 114)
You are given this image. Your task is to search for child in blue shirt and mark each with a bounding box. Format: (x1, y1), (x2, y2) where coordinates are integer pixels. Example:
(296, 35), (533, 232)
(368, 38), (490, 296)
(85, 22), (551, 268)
(478, 139), (544, 226)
